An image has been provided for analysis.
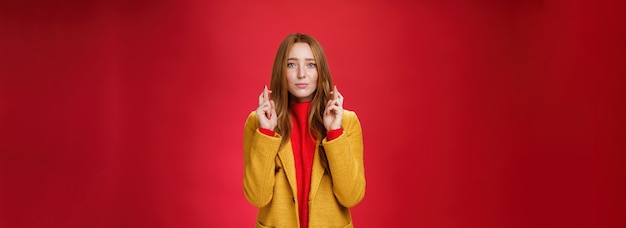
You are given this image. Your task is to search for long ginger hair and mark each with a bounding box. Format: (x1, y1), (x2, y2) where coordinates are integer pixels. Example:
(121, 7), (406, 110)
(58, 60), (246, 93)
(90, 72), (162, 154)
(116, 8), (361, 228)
(270, 33), (333, 170)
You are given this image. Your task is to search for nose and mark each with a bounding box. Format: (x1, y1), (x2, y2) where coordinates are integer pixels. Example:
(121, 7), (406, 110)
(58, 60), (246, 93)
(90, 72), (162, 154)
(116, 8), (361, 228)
(298, 65), (305, 78)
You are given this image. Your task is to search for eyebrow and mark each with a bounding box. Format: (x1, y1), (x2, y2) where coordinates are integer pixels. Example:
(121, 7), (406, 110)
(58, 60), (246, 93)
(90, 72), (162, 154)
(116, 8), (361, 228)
(287, 58), (316, 61)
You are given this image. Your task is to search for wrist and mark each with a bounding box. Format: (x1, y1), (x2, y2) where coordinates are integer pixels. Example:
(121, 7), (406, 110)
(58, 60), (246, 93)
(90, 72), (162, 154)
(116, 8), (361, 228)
(326, 124), (341, 131)
(260, 125), (274, 131)
(259, 127), (275, 136)
(326, 128), (343, 141)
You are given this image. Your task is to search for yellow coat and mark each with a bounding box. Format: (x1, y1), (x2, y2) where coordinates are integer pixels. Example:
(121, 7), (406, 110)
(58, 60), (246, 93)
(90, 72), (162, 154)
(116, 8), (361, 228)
(243, 110), (365, 228)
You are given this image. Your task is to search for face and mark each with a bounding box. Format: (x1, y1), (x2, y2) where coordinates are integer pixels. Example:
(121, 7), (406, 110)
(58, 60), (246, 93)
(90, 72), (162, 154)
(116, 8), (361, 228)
(286, 42), (318, 102)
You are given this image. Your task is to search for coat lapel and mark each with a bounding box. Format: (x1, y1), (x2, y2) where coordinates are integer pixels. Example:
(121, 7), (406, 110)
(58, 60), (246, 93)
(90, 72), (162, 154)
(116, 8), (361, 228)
(278, 140), (326, 202)
(277, 141), (298, 197)
(309, 144), (325, 201)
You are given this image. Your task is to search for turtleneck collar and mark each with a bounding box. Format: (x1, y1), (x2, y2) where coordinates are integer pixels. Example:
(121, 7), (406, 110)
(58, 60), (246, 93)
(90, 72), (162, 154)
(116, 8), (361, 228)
(290, 101), (311, 119)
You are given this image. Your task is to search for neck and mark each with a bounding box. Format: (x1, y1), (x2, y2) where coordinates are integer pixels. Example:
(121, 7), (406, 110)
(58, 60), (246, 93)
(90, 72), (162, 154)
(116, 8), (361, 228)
(289, 95), (313, 103)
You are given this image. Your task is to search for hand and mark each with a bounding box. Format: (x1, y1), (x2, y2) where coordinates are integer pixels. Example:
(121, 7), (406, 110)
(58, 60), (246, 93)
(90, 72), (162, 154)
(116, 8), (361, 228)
(256, 85), (277, 130)
(323, 85), (344, 131)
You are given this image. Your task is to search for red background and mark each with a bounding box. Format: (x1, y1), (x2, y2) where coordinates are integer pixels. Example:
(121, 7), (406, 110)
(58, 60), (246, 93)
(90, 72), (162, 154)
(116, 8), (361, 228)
(1, 0), (625, 227)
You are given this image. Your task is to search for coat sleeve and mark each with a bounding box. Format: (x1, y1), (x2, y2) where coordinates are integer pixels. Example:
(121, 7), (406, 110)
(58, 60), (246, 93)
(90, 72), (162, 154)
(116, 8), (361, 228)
(243, 111), (282, 207)
(321, 110), (366, 208)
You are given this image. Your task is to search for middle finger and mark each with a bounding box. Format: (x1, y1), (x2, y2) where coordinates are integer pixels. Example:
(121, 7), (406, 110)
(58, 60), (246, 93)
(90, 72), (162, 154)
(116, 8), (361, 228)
(264, 86), (269, 102)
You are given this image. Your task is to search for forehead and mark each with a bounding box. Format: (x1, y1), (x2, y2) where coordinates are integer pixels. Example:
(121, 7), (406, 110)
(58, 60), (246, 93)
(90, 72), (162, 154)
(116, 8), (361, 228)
(287, 42), (314, 59)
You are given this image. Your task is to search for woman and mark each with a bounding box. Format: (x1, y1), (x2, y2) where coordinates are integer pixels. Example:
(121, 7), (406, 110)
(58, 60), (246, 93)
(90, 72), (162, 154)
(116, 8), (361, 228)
(243, 33), (365, 228)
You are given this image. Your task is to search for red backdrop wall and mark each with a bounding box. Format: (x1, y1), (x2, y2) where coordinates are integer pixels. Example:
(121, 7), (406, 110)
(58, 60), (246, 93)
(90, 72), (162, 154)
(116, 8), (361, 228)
(1, 0), (625, 227)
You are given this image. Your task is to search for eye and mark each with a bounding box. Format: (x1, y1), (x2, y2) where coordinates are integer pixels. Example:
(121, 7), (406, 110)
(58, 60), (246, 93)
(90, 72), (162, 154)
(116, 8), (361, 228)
(307, 63), (316, 68)
(287, 62), (296, 68)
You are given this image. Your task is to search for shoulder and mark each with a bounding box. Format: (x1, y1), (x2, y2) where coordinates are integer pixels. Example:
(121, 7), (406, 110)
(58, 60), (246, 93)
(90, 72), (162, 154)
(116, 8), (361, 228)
(340, 109), (363, 133)
(342, 109), (359, 119)
(247, 110), (257, 119)
(245, 111), (259, 128)
(342, 109), (361, 124)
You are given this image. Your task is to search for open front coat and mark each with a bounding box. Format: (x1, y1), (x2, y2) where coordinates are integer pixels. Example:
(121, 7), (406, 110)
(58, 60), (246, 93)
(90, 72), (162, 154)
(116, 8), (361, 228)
(243, 110), (365, 228)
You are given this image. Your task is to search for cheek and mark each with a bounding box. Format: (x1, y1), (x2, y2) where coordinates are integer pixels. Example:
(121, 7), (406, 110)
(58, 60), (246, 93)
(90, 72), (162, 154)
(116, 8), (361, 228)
(285, 69), (297, 83)
(307, 69), (318, 81)
(310, 74), (318, 90)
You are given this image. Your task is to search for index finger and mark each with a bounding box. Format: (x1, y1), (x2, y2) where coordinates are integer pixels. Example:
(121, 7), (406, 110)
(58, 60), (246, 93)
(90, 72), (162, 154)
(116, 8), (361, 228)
(264, 85), (270, 102)
(259, 91), (264, 105)
(336, 88), (343, 100)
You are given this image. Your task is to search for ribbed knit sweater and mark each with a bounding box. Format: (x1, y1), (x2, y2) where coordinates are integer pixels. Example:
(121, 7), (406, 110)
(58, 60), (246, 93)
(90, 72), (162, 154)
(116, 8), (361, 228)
(290, 102), (316, 228)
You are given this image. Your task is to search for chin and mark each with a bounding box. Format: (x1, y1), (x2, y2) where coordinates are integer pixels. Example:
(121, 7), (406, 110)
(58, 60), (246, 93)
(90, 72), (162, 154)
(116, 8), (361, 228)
(294, 94), (314, 101)
(289, 88), (315, 101)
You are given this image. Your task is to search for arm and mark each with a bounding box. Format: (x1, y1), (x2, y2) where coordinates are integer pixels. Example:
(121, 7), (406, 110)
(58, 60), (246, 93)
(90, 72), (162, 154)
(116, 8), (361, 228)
(243, 112), (282, 207)
(322, 111), (366, 208)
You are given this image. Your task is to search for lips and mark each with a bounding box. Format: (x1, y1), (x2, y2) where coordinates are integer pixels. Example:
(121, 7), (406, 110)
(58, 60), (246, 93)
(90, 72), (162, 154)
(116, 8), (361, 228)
(295, 83), (308, 88)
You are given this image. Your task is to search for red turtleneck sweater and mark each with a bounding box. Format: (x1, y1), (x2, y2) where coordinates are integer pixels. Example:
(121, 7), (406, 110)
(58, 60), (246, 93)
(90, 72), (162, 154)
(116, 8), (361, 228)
(259, 101), (342, 228)
(290, 102), (316, 228)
